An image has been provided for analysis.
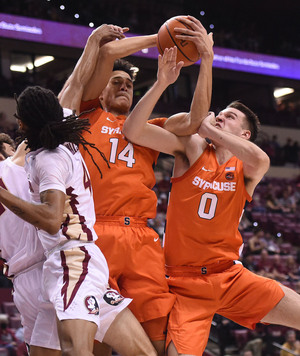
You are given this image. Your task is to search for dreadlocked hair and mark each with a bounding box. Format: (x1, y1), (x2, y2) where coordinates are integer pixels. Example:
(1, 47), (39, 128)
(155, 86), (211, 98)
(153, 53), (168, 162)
(15, 86), (110, 178)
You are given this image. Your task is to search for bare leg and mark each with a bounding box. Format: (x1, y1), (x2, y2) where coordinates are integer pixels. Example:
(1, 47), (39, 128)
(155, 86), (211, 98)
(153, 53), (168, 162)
(102, 308), (157, 356)
(167, 341), (195, 356)
(93, 341), (112, 356)
(151, 340), (165, 356)
(261, 285), (300, 329)
(57, 319), (97, 356)
(30, 346), (61, 356)
(141, 316), (168, 356)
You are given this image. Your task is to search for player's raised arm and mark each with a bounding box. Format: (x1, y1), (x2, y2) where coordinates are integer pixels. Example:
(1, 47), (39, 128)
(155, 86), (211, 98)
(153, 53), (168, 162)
(81, 33), (157, 102)
(59, 24), (157, 114)
(163, 16), (214, 136)
(123, 47), (185, 156)
(58, 24), (127, 113)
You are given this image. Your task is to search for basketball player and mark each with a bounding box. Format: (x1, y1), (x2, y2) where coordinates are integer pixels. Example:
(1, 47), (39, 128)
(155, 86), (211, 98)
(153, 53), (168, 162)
(0, 141), (61, 356)
(0, 87), (156, 356)
(0, 133), (15, 161)
(59, 16), (213, 355)
(122, 47), (300, 356)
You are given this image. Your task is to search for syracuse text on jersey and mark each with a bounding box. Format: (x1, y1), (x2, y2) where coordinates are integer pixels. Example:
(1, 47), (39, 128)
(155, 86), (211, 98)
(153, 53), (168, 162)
(192, 175), (237, 192)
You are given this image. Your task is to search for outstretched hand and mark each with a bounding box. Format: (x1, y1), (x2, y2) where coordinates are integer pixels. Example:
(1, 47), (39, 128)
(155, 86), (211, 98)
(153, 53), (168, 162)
(157, 47), (184, 87)
(174, 15), (214, 59)
(90, 24), (129, 47)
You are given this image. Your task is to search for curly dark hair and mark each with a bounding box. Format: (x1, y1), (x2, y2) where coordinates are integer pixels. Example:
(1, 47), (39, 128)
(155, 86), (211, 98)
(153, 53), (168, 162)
(15, 86), (109, 177)
(0, 133), (15, 158)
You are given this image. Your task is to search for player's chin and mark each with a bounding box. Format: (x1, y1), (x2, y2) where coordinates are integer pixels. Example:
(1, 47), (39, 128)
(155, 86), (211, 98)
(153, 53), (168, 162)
(114, 102), (131, 115)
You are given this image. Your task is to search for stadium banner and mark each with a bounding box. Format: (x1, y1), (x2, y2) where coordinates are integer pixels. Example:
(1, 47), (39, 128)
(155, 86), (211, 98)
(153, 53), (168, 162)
(1, 13), (300, 80)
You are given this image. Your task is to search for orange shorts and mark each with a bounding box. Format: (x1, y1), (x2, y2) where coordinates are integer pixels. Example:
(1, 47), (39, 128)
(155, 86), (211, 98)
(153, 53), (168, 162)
(94, 216), (175, 340)
(166, 263), (284, 356)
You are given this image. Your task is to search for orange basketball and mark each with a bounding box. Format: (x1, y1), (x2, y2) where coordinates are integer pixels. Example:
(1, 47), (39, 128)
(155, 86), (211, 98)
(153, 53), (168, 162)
(157, 16), (200, 67)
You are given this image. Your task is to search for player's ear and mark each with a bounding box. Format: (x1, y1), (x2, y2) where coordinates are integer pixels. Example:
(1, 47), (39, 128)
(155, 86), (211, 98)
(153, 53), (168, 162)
(242, 129), (251, 140)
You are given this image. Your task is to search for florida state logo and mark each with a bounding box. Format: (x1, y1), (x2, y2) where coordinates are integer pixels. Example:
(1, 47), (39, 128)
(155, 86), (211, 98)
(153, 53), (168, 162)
(84, 296), (99, 315)
(103, 289), (125, 306)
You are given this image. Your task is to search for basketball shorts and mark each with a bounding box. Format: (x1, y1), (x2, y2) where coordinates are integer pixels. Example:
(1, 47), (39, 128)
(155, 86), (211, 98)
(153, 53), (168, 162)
(13, 262), (60, 350)
(94, 217), (176, 340)
(42, 242), (131, 342)
(166, 263), (284, 356)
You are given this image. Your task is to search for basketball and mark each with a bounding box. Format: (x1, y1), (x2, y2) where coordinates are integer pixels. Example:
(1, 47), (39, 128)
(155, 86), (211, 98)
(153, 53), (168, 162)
(157, 16), (200, 67)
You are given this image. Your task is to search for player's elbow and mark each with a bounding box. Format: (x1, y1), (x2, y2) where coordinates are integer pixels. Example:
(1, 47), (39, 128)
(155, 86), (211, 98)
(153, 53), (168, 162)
(256, 150), (270, 172)
(41, 216), (62, 235)
(44, 222), (61, 235)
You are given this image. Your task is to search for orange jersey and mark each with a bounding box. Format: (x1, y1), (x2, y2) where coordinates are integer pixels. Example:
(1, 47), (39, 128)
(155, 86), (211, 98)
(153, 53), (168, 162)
(80, 99), (166, 218)
(164, 144), (252, 267)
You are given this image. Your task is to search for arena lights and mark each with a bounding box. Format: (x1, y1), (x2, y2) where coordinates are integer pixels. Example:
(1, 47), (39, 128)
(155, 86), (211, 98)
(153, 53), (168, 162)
(2, 13), (300, 80)
(10, 55), (54, 72)
(273, 87), (295, 98)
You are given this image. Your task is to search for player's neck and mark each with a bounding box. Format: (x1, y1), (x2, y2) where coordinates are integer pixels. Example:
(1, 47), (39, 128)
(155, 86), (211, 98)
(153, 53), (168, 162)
(215, 146), (233, 166)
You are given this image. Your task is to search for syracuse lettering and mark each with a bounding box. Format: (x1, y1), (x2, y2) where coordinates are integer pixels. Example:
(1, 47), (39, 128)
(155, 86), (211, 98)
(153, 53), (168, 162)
(192, 176), (236, 191)
(101, 126), (122, 135)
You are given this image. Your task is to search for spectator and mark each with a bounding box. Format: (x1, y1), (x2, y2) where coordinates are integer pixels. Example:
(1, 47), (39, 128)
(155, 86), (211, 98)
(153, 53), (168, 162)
(286, 256), (300, 283)
(264, 232), (281, 255)
(269, 254), (288, 282)
(0, 133), (15, 161)
(248, 230), (267, 255)
(280, 329), (300, 356)
(277, 188), (296, 213)
(256, 248), (273, 276)
(282, 138), (294, 166)
(265, 192), (282, 213)
(269, 135), (282, 166)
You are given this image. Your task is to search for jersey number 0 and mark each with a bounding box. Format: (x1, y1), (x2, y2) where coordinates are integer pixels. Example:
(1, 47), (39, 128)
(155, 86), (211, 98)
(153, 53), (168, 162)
(198, 192), (218, 220)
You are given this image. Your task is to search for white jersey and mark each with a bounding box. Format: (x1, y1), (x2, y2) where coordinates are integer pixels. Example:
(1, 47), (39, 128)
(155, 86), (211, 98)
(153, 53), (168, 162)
(25, 143), (98, 252)
(0, 158), (45, 276)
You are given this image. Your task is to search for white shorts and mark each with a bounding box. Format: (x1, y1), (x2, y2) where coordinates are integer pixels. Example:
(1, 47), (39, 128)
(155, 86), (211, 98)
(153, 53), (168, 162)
(96, 287), (132, 342)
(43, 242), (131, 341)
(13, 263), (60, 350)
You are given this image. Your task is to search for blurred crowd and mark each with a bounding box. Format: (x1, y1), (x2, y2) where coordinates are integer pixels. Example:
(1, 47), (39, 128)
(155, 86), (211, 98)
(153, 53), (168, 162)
(1, 0), (300, 59)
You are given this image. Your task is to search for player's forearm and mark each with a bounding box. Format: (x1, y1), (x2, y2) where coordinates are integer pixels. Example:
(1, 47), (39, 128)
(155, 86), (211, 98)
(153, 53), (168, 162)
(82, 34), (157, 101)
(204, 124), (269, 169)
(100, 34), (157, 60)
(0, 188), (62, 235)
(58, 37), (100, 112)
(164, 52), (213, 137)
(123, 80), (167, 143)
(188, 51), (214, 131)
